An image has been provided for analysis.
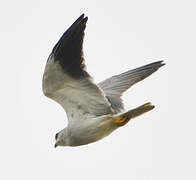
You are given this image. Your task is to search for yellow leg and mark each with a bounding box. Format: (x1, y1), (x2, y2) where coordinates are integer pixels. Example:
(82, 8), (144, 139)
(113, 102), (155, 126)
(114, 116), (129, 126)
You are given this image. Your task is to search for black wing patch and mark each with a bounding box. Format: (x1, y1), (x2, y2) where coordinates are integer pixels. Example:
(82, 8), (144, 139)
(52, 14), (89, 79)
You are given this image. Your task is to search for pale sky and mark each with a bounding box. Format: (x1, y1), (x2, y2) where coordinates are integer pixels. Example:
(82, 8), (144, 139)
(1, 0), (195, 180)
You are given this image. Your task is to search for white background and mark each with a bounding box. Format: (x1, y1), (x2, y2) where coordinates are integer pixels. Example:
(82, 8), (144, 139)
(0, 0), (195, 179)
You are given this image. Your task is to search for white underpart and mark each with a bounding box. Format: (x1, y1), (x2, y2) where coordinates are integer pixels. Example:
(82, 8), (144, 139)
(43, 55), (113, 126)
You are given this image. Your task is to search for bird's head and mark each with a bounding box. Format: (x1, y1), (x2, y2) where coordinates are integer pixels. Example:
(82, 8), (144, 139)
(54, 128), (69, 148)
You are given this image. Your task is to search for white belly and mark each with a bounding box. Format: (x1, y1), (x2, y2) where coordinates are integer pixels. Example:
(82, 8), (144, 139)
(67, 115), (116, 146)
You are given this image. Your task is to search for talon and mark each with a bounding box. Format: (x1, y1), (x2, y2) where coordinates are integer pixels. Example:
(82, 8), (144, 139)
(114, 116), (128, 125)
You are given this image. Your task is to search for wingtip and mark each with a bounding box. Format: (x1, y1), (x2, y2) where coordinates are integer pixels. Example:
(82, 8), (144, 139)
(78, 14), (88, 22)
(83, 16), (88, 22)
(157, 60), (166, 67)
(74, 14), (88, 25)
(144, 102), (155, 110)
(78, 13), (85, 19)
(150, 60), (166, 69)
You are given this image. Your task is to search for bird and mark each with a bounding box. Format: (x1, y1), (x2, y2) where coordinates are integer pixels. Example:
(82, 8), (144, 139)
(42, 14), (165, 147)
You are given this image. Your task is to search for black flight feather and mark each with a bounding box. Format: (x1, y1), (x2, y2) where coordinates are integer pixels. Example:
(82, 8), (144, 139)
(52, 14), (89, 79)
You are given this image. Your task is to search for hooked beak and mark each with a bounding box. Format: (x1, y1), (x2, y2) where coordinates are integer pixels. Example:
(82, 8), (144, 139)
(54, 143), (58, 148)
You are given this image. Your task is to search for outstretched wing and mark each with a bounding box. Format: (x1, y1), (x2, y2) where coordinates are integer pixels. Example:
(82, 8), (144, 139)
(98, 61), (165, 113)
(43, 14), (112, 123)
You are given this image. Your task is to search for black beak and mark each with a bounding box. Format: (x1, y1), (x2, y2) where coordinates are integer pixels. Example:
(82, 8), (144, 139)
(54, 144), (58, 148)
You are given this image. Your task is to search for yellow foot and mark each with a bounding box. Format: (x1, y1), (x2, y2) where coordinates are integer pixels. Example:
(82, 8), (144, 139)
(114, 116), (128, 126)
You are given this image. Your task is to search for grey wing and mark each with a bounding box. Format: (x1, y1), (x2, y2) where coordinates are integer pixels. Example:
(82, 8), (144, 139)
(43, 14), (113, 123)
(98, 61), (165, 113)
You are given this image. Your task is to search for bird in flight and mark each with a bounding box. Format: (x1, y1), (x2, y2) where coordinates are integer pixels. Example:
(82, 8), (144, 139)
(42, 14), (165, 147)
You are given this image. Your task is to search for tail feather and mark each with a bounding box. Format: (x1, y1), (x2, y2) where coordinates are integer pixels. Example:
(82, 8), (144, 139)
(113, 102), (155, 126)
